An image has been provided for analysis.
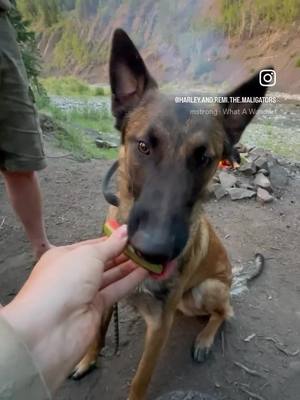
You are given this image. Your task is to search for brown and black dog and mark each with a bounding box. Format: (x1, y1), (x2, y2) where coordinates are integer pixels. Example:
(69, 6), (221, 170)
(72, 29), (268, 399)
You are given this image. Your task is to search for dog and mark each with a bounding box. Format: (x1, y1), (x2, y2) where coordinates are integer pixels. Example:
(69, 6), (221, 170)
(72, 29), (268, 399)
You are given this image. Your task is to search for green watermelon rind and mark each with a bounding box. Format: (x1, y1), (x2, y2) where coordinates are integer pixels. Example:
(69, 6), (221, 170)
(103, 220), (163, 274)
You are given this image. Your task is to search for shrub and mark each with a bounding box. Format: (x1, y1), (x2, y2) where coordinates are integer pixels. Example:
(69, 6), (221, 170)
(41, 76), (93, 96)
(221, 0), (300, 36)
(9, 6), (43, 94)
(93, 87), (105, 96)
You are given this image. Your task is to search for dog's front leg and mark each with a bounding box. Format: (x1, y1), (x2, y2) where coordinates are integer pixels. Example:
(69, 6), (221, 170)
(71, 305), (114, 379)
(128, 310), (175, 400)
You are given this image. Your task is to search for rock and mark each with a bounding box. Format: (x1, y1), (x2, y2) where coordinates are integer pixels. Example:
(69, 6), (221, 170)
(39, 112), (57, 133)
(227, 188), (256, 200)
(249, 147), (269, 160)
(212, 174), (220, 183)
(156, 391), (217, 400)
(258, 168), (269, 176)
(219, 171), (237, 189)
(235, 143), (248, 153)
(239, 182), (256, 191)
(269, 162), (289, 188)
(254, 173), (272, 191)
(95, 138), (118, 149)
(206, 183), (217, 200)
(213, 184), (228, 200)
(257, 187), (274, 203)
(254, 156), (269, 171)
(239, 161), (256, 175)
(236, 176), (255, 190)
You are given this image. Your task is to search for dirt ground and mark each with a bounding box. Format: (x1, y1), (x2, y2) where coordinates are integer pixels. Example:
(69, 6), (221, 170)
(0, 150), (300, 400)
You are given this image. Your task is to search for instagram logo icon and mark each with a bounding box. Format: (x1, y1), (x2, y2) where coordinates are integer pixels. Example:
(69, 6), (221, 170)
(259, 69), (276, 87)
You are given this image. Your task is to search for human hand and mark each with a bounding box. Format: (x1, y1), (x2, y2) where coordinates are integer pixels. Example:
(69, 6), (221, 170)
(0, 225), (148, 393)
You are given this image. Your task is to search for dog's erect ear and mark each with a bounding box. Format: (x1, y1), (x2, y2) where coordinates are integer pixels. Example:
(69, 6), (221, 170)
(109, 29), (158, 132)
(220, 68), (271, 147)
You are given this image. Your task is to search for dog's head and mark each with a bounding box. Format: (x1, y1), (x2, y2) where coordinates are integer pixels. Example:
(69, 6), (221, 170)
(109, 29), (268, 279)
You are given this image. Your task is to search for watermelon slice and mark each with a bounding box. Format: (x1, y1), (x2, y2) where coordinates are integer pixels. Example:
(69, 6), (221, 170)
(103, 219), (163, 274)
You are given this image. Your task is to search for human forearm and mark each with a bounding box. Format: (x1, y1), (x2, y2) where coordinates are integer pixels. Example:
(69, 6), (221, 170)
(0, 315), (51, 399)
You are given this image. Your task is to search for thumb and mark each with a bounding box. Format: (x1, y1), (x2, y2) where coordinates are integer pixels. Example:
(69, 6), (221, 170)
(93, 224), (128, 263)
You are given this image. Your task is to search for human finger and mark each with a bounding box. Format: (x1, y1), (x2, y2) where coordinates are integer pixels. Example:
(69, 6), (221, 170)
(87, 225), (128, 263)
(100, 260), (137, 289)
(95, 268), (148, 309)
(40, 237), (108, 261)
(104, 254), (129, 270)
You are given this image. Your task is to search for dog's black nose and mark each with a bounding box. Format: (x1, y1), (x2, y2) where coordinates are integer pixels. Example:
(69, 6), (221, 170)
(130, 231), (174, 265)
(128, 202), (189, 265)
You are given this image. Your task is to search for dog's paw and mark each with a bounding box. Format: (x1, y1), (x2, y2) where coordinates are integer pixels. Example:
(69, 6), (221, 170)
(191, 341), (212, 363)
(70, 357), (97, 380)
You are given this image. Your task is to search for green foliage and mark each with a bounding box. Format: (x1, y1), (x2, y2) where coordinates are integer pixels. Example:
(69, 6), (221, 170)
(17, 0), (39, 21)
(39, 101), (117, 160)
(94, 87), (105, 96)
(39, 100), (115, 133)
(41, 76), (107, 96)
(245, 123), (300, 160)
(9, 5), (47, 98)
(63, 105), (113, 133)
(54, 124), (117, 160)
(221, 0), (300, 36)
(60, 0), (76, 11)
(42, 76), (91, 95)
(295, 58), (300, 68)
(17, 0), (61, 27)
(40, 0), (60, 26)
(52, 20), (88, 67)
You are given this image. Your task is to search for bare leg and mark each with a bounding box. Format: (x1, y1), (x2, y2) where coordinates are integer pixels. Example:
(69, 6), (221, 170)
(1, 170), (52, 259)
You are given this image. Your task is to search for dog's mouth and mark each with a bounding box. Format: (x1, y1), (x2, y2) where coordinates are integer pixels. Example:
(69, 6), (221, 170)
(148, 259), (178, 281)
(132, 245), (178, 281)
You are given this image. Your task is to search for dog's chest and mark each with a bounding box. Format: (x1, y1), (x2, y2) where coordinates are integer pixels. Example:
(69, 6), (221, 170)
(137, 277), (175, 301)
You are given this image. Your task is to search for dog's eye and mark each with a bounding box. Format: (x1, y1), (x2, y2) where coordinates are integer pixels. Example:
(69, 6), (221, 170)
(193, 146), (211, 167)
(138, 140), (150, 155)
(191, 146), (211, 167)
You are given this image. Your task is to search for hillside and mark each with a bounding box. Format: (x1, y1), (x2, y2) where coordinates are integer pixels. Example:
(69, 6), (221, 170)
(17, 0), (300, 93)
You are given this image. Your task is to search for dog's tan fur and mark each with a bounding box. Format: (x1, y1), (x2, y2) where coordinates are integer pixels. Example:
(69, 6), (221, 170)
(114, 164), (233, 400)
(73, 141), (233, 399)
